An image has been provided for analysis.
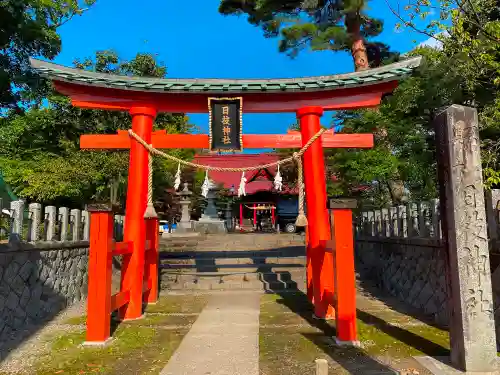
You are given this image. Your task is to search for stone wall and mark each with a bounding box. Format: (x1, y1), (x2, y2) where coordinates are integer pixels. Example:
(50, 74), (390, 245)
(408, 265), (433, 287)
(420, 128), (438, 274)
(355, 236), (500, 347)
(355, 237), (449, 325)
(0, 241), (89, 358)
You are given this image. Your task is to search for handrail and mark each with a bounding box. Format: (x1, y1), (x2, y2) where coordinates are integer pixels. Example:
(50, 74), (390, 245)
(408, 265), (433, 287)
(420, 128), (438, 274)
(112, 241), (133, 255)
(111, 289), (131, 311)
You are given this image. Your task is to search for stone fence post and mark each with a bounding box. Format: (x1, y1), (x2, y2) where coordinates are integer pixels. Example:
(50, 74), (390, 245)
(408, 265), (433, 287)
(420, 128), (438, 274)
(486, 189), (500, 240)
(435, 104), (497, 372)
(82, 210), (90, 240)
(28, 203), (42, 242)
(9, 200), (24, 242)
(71, 209), (81, 241)
(59, 207), (69, 241)
(44, 206), (57, 241)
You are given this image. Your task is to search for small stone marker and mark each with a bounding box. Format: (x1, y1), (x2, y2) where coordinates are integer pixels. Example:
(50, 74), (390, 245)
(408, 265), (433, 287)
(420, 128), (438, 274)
(315, 358), (328, 375)
(434, 105), (497, 372)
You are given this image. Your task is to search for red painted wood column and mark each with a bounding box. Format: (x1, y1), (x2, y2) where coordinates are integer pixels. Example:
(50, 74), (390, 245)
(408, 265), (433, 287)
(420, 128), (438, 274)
(85, 207), (113, 344)
(144, 217), (159, 304)
(297, 106), (334, 319)
(305, 226), (313, 302)
(120, 106), (156, 320)
(330, 208), (358, 345)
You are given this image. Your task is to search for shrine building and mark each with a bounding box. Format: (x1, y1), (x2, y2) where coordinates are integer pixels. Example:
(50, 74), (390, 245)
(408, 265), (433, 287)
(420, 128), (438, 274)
(193, 153), (298, 231)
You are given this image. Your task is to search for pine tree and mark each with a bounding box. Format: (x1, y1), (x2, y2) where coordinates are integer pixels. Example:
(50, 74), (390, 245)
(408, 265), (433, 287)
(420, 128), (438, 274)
(219, 0), (386, 71)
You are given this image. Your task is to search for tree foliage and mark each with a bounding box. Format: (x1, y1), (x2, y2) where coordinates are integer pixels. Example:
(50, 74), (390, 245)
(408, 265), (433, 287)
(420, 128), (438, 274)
(0, 0), (95, 110)
(321, 0), (500, 206)
(0, 51), (195, 207)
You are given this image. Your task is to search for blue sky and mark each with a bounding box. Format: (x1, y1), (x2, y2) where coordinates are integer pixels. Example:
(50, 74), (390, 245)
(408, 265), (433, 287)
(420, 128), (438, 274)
(55, 0), (431, 150)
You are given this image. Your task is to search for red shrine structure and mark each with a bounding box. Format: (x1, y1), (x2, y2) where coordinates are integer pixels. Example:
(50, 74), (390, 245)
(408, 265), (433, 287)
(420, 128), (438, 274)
(30, 56), (421, 345)
(193, 153), (296, 230)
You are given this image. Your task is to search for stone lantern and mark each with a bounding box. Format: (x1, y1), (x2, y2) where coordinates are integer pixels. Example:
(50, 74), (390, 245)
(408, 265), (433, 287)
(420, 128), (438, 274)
(176, 182), (194, 233)
(194, 179), (227, 234)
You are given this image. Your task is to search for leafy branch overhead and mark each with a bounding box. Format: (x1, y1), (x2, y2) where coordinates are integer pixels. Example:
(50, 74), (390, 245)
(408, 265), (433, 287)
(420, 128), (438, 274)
(0, 50), (195, 206)
(0, 0), (96, 110)
(276, 1), (500, 205)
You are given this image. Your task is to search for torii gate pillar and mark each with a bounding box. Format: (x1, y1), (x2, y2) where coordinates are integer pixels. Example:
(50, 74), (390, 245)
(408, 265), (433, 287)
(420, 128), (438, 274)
(120, 106), (156, 320)
(298, 106), (335, 319)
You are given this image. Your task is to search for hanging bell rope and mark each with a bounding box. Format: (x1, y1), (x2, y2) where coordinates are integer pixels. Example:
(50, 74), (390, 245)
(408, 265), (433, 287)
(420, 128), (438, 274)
(129, 126), (328, 226)
(144, 146), (158, 218)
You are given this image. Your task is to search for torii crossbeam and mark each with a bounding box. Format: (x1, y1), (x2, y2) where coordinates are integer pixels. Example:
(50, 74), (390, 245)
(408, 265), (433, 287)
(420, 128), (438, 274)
(80, 129), (373, 149)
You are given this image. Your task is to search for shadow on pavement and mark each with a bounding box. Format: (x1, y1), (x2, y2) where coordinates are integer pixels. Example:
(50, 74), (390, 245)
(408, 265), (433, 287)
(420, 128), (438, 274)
(272, 290), (399, 375)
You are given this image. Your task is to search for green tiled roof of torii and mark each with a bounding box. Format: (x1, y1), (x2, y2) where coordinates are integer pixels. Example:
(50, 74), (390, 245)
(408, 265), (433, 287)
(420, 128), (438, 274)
(30, 56), (422, 94)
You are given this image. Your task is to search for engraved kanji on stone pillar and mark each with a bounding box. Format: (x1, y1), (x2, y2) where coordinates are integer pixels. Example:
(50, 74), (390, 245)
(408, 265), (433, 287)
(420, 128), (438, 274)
(434, 105), (497, 372)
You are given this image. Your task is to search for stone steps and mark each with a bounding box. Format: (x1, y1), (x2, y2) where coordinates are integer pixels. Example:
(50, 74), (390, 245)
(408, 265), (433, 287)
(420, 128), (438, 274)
(161, 267), (305, 291)
(160, 248), (305, 258)
(161, 265), (305, 274)
(162, 270), (300, 283)
(162, 277), (300, 291)
(159, 233), (306, 292)
(161, 256), (305, 265)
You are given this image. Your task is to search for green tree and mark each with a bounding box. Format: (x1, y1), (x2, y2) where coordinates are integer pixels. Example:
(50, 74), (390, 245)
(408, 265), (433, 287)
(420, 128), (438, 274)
(219, 0), (389, 71)
(325, 42), (499, 206)
(0, 0), (95, 110)
(0, 50), (196, 207)
(386, 0), (500, 190)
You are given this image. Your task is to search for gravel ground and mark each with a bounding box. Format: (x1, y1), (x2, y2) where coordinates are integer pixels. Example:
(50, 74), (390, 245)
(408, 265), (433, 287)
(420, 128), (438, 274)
(0, 300), (86, 374)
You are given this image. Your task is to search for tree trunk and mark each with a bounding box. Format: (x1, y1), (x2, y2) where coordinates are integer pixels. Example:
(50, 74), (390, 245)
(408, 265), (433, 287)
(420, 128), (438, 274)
(345, 13), (369, 72)
(346, 13), (407, 203)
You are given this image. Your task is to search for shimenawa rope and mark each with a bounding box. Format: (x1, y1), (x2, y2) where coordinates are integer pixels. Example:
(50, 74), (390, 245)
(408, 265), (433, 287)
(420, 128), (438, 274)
(131, 127), (329, 226)
(144, 148), (158, 218)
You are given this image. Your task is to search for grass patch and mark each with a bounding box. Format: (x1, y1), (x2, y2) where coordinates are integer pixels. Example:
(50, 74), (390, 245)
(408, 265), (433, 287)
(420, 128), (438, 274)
(124, 313), (198, 327)
(21, 293), (207, 375)
(65, 313), (197, 327)
(64, 315), (87, 325)
(32, 325), (187, 375)
(260, 292), (450, 375)
(145, 294), (208, 314)
(64, 293), (207, 326)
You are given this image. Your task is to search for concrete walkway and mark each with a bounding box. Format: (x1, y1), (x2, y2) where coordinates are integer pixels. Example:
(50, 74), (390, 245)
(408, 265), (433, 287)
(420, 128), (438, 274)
(160, 291), (260, 375)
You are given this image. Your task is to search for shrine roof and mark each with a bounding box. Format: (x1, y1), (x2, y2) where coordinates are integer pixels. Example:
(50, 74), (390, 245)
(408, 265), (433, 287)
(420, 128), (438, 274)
(193, 154), (296, 195)
(30, 56), (422, 95)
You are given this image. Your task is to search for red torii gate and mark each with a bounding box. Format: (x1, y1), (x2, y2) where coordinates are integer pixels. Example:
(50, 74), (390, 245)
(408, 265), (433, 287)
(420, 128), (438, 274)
(31, 56), (421, 345)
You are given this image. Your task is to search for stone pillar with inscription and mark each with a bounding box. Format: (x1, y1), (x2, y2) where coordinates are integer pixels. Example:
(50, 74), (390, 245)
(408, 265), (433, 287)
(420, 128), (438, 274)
(434, 105), (497, 372)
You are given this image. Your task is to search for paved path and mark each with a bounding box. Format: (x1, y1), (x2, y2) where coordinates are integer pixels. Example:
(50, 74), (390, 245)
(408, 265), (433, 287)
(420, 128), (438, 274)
(160, 291), (260, 375)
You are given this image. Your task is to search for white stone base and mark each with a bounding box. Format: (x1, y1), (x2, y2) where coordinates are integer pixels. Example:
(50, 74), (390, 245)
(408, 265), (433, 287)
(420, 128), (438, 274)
(414, 356), (500, 375)
(333, 337), (362, 348)
(81, 337), (114, 347)
(193, 220), (227, 234)
(121, 314), (145, 322)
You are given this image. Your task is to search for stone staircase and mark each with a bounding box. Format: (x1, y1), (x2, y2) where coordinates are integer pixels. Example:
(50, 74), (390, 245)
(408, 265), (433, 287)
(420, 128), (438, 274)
(159, 233), (306, 291)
